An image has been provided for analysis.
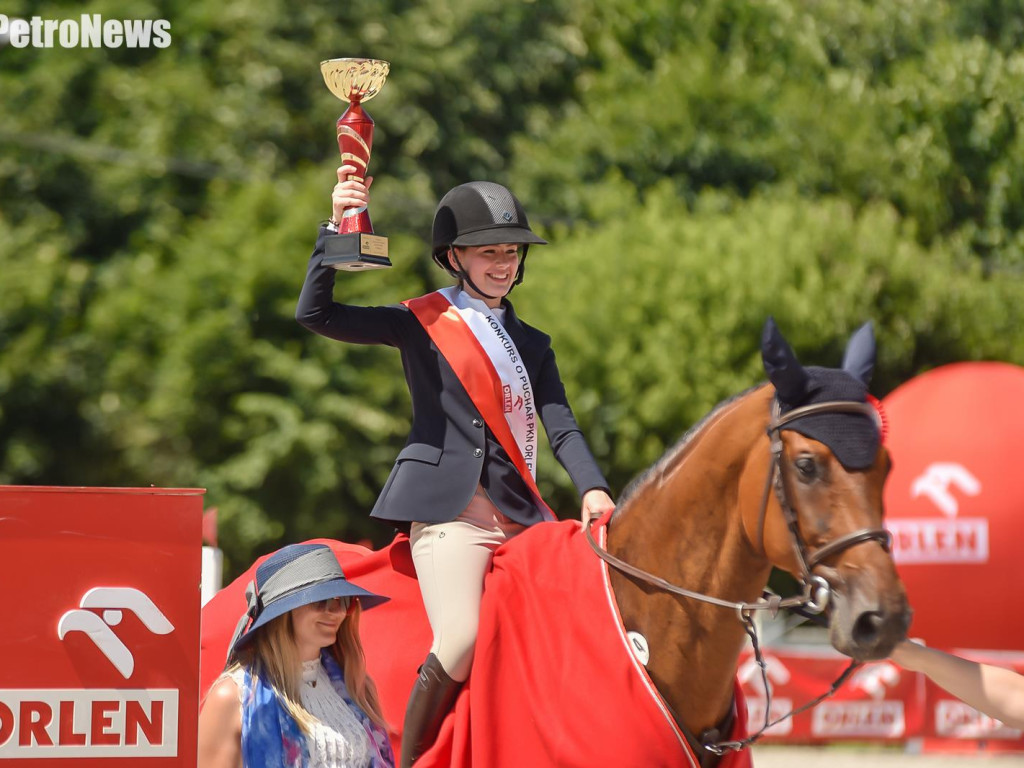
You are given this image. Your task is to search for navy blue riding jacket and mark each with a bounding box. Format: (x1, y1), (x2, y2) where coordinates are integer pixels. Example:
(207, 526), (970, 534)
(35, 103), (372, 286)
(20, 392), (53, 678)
(296, 226), (610, 530)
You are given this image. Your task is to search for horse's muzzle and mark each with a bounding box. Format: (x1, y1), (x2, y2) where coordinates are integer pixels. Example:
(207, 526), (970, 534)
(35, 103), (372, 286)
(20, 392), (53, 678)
(827, 582), (912, 661)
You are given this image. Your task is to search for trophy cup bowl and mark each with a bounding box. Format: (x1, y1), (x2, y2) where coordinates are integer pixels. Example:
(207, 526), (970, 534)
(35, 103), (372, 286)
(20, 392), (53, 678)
(320, 58), (392, 271)
(321, 58), (389, 104)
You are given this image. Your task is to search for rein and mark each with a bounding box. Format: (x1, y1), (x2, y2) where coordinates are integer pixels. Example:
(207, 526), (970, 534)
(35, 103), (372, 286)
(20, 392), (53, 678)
(585, 397), (891, 761)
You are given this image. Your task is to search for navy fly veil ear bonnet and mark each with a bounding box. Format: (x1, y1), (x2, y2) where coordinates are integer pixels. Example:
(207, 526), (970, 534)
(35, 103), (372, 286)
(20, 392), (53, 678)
(228, 542), (389, 656)
(761, 318), (881, 470)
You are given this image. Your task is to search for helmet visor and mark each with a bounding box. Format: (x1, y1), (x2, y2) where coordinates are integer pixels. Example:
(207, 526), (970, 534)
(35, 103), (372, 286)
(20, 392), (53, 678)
(451, 225), (547, 247)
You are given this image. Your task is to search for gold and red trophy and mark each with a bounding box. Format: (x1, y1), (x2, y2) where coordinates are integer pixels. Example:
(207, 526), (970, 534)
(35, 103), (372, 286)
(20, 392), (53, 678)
(320, 58), (392, 270)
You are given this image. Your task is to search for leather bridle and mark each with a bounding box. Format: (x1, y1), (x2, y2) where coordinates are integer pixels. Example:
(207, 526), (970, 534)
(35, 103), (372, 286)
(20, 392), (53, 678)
(758, 398), (892, 606)
(585, 396), (892, 761)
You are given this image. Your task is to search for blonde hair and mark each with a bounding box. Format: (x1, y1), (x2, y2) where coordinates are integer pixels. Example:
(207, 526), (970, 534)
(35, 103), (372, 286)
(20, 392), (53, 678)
(335, 601), (387, 729)
(231, 599), (388, 733)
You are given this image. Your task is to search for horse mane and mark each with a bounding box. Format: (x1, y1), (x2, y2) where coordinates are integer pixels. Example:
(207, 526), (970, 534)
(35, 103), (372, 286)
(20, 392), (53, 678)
(614, 383), (766, 519)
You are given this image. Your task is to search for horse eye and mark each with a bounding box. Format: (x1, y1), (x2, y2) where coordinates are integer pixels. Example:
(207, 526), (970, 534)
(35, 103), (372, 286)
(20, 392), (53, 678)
(794, 456), (818, 480)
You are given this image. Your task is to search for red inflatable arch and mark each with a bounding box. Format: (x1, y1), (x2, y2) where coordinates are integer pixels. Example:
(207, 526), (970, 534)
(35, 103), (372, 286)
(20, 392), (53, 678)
(882, 362), (1024, 651)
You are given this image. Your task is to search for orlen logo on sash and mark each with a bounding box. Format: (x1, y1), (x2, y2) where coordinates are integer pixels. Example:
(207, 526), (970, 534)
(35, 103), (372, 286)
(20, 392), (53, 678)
(888, 462), (989, 564)
(0, 588), (178, 757)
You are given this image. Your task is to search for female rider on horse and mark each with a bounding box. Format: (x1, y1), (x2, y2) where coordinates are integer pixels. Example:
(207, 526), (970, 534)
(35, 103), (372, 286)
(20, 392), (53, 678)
(296, 167), (616, 766)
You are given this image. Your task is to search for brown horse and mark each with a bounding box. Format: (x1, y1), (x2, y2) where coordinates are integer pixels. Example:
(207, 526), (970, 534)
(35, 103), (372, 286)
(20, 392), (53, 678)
(601, 318), (911, 762)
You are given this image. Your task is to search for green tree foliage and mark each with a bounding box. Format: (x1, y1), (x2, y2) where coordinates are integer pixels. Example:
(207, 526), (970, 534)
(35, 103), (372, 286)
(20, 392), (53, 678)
(1, 0), (1022, 576)
(521, 181), (1024, 493)
(513, 0), (1024, 270)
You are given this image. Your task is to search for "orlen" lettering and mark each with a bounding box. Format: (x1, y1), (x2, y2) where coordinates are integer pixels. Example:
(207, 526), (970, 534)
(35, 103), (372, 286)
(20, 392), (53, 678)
(744, 697), (794, 735)
(811, 701), (905, 737)
(0, 689), (178, 758)
(936, 700), (1023, 739)
(888, 518), (989, 564)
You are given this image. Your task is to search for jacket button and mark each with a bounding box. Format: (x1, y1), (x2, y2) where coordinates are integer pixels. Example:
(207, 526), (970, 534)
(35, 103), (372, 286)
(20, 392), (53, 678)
(472, 418), (483, 428)
(473, 448), (483, 458)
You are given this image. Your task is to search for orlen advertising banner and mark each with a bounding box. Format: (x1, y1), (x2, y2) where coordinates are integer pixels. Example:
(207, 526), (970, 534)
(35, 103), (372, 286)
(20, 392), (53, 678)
(738, 648), (922, 742)
(0, 486), (203, 766)
(881, 362), (1024, 650)
(738, 647), (1024, 748)
(924, 649), (1024, 746)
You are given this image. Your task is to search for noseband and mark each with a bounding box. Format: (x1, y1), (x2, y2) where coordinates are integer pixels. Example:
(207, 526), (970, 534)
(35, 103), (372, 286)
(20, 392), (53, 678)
(584, 396), (892, 760)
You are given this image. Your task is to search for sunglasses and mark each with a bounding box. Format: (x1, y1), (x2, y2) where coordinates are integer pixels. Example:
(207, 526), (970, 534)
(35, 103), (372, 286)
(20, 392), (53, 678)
(310, 596), (351, 613)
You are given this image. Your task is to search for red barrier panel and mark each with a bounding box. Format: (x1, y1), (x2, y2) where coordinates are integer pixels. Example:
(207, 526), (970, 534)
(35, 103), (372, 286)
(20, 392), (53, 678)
(738, 646), (1024, 751)
(0, 486), (203, 766)
(923, 649), (1024, 753)
(738, 648), (921, 742)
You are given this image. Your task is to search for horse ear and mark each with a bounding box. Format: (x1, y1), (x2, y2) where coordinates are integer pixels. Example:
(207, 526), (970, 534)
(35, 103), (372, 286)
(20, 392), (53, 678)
(841, 321), (876, 386)
(761, 317), (809, 404)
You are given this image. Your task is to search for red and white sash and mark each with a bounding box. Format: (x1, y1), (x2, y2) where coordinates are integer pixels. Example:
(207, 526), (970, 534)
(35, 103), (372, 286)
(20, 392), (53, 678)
(403, 288), (554, 521)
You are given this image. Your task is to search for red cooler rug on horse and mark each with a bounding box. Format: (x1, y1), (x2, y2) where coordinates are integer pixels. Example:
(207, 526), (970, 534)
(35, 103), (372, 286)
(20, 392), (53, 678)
(201, 520), (751, 768)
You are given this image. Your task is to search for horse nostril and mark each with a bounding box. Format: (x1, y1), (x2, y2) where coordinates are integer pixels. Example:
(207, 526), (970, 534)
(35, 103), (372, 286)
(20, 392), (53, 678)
(851, 610), (884, 648)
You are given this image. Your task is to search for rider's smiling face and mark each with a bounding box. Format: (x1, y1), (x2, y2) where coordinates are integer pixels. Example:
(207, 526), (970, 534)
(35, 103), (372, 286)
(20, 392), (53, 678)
(450, 244), (521, 306)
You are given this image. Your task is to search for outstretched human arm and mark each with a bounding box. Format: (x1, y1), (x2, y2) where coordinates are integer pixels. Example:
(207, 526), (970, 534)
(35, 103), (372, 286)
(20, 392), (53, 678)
(197, 676), (243, 768)
(890, 639), (1024, 730)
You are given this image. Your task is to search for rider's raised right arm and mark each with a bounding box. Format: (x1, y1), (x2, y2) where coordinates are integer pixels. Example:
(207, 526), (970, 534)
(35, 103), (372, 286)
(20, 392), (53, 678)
(295, 226), (409, 347)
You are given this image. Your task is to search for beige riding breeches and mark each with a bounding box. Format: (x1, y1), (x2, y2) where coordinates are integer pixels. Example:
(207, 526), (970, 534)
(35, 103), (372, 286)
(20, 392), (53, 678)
(409, 486), (526, 682)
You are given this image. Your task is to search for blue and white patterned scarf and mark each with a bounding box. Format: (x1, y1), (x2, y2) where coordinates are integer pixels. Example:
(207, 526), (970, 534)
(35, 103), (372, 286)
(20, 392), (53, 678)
(240, 651), (395, 768)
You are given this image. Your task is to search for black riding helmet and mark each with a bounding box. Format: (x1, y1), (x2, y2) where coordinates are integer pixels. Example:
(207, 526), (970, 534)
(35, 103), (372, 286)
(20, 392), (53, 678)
(431, 181), (547, 297)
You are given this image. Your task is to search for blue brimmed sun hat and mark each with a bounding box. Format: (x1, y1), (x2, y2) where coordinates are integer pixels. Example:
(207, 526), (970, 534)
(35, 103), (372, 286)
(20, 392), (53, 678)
(229, 542), (389, 654)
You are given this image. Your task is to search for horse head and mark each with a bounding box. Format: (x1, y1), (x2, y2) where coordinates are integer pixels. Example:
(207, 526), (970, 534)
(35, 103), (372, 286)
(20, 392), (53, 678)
(759, 317), (911, 661)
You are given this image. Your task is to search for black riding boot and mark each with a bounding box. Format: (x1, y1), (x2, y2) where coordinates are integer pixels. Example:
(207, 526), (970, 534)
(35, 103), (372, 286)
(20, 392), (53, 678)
(399, 653), (462, 768)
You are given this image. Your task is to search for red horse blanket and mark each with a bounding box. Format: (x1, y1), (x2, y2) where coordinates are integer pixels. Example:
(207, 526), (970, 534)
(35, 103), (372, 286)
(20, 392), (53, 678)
(200, 520), (752, 767)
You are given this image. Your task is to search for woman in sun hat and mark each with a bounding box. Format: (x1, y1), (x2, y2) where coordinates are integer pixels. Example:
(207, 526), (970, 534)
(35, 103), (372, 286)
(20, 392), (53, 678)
(197, 542), (394, 768)
(296, 168), (615, 766)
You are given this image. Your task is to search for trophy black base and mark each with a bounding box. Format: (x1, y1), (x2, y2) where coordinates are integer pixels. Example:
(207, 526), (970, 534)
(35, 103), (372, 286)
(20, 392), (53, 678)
(322, 232), (392, 271)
